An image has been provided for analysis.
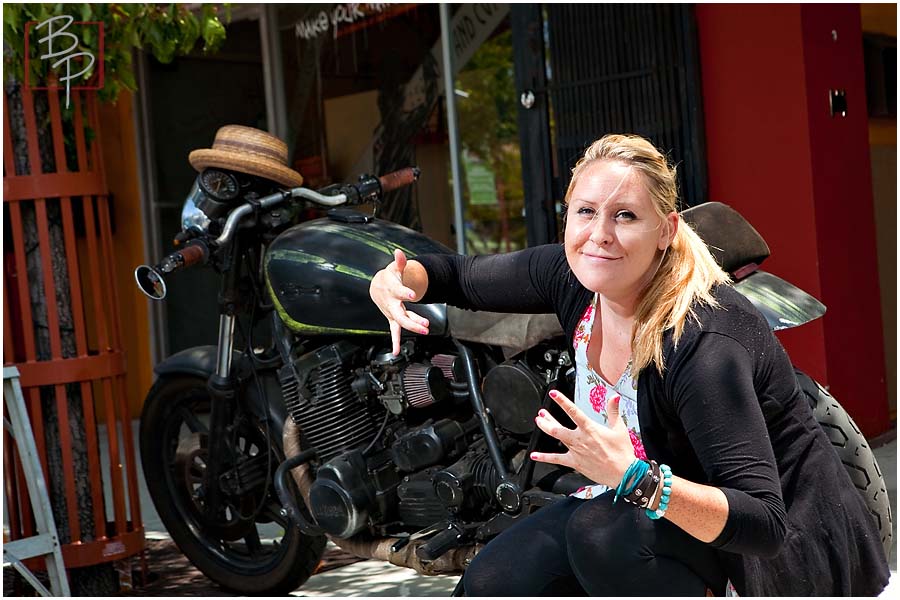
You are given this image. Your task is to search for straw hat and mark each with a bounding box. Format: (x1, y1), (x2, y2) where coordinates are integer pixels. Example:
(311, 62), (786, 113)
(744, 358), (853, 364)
(189, 125), (304, 188)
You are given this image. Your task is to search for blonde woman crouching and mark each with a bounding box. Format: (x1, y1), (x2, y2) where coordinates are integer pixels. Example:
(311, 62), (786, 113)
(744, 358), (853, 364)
(368, 134), (888, 596)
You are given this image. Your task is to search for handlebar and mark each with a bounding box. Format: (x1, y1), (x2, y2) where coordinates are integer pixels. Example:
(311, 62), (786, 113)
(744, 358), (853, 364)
(379, 167), (420, 193)
(215, 167), (420, 246)
(136, 167), (420, 301)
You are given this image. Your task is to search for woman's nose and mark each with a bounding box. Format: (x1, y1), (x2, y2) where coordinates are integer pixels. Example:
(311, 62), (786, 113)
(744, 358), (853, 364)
(588, 217), (613, 246)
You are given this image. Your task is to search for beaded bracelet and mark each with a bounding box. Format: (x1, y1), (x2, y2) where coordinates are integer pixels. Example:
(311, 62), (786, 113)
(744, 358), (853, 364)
(646, 463), (672, 520)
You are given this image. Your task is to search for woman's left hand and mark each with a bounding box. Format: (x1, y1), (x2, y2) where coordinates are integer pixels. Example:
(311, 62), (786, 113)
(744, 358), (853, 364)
(531, 389), (638, 488)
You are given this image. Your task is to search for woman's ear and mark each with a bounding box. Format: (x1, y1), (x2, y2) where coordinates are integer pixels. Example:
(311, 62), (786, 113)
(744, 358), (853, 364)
(659, 211), (679, 250)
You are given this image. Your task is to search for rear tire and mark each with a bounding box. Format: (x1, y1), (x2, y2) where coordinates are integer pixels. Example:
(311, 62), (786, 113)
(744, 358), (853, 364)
(796, 369), (893, 560)
(140, 375), (326, 595)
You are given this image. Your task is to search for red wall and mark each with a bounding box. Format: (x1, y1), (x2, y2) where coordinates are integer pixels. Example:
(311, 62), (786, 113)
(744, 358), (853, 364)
(695, 4), (888, 435)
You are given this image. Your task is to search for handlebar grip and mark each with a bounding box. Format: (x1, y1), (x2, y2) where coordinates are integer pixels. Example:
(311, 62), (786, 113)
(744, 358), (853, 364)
(158, 241), (209, 274)
(379, 167), (420, 193)
(178, 244), (208, 268)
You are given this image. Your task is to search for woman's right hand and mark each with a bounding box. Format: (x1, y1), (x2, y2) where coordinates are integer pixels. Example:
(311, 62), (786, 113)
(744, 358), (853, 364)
(369, 249), (430, 355)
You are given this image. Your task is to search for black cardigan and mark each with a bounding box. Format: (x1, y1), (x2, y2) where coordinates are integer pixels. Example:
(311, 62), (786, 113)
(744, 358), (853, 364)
(417, 244), (889, 596)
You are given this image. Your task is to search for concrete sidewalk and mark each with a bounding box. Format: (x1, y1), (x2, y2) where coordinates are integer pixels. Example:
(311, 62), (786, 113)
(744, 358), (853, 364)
(127, 417), (897, 596)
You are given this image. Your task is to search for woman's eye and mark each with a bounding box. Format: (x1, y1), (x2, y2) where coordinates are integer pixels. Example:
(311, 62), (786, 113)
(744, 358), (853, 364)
(615, 210), (637, 221)
(576, 206), (595, 217)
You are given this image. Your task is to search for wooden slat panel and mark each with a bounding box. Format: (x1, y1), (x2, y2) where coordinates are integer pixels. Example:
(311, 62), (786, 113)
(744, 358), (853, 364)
(20, 87), (41, 176)
(79, 379), (106, 540)
(4, 283), (16, 364)
(8, 202), (36, 361)
(101, 377), (126, 534)
(25, 386), (49, 513)
(116, 375), (142, 530)
(98, 198), (122, 348)
(88, 91), (106, 181)
(82, 197), (109, 350)
(46, 88), (67, 173)
(73, 92), (88, 173)
(3, 93), (16, 175)
(54, 382), (81, 542)
(33, 199), (62, 359)
(4, 171), (108, 202)
(60, 198), (89, 355)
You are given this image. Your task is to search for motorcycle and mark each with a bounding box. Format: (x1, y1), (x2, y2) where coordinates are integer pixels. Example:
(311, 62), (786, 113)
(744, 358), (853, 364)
(136, 165), (892, 595)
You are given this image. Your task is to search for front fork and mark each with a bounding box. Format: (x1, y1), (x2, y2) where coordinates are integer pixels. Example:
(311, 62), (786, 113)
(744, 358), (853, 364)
(204, 314), (237, 519)
(204, 244), (242, 521)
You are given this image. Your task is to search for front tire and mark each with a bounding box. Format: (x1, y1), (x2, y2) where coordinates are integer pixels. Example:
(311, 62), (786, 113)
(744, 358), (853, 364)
(796, 369), (893, 560)
(140, 375), (326, 595)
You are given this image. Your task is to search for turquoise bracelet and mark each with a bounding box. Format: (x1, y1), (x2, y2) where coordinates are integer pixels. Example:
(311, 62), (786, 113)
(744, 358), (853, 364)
(646, 463), (672, 520)
(614, 459), (649, 504)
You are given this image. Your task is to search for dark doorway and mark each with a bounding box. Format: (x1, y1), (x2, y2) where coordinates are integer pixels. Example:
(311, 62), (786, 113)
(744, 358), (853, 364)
(144, 18), (267, 355)
(513, 4), (708, 243)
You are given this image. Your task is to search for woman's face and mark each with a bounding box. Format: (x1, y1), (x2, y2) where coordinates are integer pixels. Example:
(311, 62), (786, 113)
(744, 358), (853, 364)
(564, 160), (677, 302)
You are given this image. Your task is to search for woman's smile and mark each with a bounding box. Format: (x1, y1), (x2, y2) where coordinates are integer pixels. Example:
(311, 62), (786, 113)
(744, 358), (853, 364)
(564, 160), (667, 300)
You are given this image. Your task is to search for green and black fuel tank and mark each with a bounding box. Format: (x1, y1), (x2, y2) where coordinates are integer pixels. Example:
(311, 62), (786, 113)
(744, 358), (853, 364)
(264, 210), (453, 336)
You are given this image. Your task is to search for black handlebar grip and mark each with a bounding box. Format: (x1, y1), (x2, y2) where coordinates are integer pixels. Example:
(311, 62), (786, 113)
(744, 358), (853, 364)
(379, 167), (420, 193)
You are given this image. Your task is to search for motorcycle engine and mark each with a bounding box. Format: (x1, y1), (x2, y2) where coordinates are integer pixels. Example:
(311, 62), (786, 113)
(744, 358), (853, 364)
(280, 341), (468, 538)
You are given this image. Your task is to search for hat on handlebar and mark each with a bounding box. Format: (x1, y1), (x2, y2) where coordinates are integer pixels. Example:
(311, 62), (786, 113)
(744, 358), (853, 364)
(188, 125), (304, 188)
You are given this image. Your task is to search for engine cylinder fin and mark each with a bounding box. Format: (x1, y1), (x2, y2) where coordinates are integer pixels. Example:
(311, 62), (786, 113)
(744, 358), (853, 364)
(283, 355), (379, 463)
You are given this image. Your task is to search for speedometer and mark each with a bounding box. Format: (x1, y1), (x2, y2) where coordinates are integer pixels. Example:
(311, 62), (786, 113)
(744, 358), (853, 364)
(199, 168), (241, 201)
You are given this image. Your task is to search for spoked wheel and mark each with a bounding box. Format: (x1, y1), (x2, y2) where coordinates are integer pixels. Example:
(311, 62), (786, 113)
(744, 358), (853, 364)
(140, 375), (326, 595)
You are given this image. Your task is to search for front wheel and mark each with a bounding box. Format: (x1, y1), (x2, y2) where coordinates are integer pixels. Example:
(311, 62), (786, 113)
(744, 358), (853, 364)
(140, 375), (326, 595)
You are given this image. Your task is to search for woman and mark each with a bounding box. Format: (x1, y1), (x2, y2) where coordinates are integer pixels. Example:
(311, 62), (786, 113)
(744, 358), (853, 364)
(368, 135), (889, 596)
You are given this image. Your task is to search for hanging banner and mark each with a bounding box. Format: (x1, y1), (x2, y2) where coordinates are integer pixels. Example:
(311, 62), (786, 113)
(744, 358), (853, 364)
(295, 4), (392, 40)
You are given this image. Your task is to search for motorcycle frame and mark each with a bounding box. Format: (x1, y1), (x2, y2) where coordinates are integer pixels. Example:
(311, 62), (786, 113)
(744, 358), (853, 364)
(197, 225), (560, 536)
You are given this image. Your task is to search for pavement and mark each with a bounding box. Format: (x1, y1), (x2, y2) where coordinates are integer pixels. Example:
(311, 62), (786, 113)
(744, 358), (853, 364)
(5, 419), (897, 596)
(130, 420), (898, 596)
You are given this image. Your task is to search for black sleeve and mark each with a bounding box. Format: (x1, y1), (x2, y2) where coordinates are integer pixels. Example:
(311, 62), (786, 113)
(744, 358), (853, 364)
(669, 332), (787, 557)
(415, 244), (569, 314)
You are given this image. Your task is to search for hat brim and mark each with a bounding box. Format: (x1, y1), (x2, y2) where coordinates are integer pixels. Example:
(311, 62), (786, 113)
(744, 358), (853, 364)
(189, 148), (304, 188)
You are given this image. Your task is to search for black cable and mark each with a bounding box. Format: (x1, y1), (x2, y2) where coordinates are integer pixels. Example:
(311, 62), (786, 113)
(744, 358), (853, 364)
(361, 407), (391, 457)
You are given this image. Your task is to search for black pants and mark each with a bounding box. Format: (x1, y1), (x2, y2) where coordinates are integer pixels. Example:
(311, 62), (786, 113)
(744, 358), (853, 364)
(463, 493), (727, 596)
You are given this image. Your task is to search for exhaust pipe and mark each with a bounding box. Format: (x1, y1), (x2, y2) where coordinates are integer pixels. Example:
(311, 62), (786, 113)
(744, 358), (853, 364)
(282, 418), (482, 576)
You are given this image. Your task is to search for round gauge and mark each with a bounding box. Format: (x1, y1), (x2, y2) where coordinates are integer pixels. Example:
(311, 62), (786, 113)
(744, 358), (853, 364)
(198, 168), (241, 201)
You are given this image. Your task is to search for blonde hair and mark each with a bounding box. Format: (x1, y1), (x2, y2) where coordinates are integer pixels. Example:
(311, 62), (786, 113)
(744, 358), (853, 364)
(564, 134), (730, 375)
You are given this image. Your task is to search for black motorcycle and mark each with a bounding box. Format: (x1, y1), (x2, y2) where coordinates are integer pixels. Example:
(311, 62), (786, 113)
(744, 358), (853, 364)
(136, 167), (891, 595)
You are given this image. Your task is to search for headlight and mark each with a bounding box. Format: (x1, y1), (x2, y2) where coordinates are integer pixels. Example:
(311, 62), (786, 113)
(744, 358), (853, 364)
(181, 180), (212, 232)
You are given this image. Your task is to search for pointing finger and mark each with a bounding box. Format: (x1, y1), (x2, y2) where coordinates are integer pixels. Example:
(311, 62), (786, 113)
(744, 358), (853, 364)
(390, 320), (401, 356)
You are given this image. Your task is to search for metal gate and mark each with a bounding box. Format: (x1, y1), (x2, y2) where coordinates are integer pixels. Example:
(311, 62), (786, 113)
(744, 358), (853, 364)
(512, 4), (708, 241)
(545, 4), (707, 207)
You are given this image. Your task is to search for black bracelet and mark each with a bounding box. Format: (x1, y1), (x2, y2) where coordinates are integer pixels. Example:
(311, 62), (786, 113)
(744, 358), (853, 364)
(622, 460), (661, 508)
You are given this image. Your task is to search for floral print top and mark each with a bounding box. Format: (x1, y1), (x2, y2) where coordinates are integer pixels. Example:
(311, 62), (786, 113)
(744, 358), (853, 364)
(570, 294), (643, 500)
(569, 295), (740, 597)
